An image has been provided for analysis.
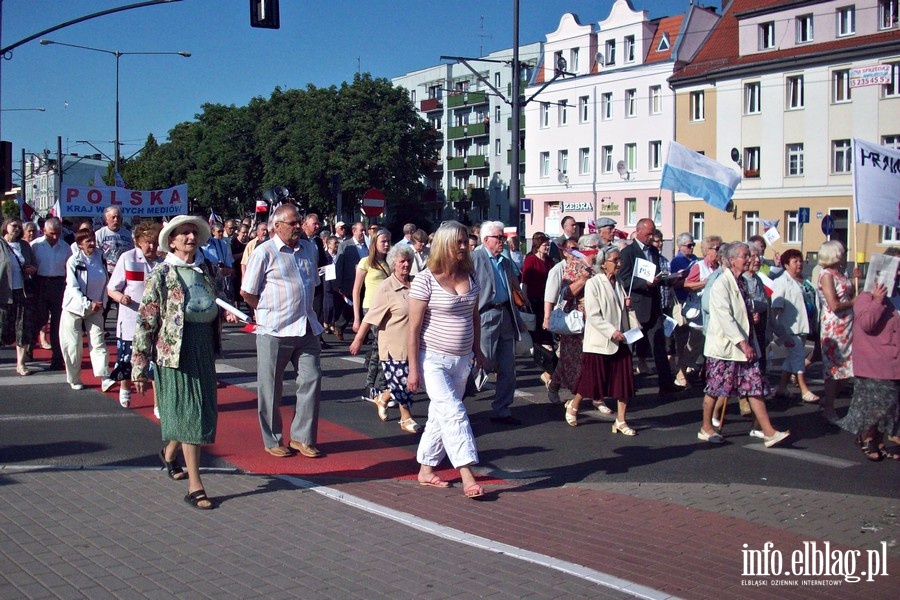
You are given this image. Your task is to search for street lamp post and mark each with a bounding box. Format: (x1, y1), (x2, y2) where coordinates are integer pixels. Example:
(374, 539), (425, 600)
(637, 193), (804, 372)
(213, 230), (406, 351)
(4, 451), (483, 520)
(39, 39), (190, 175)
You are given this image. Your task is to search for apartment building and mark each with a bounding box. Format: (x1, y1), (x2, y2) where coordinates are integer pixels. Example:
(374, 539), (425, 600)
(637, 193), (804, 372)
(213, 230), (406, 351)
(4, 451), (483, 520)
(391, 43), (541, 225)
(670, 0), (900, 260)
(522, 0), (720, 241)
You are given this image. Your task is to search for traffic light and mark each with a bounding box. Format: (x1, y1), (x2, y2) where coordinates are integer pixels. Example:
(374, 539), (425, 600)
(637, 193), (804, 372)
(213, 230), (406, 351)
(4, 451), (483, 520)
(250, 0), (280, 29)
(0, 141), (12, 194)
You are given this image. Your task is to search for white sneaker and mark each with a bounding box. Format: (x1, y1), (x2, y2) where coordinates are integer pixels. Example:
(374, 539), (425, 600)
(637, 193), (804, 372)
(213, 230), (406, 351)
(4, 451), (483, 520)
(119, 388), (131, 408)
(101, 378), (116, 392)
(70, 383), (84, 391)
(748, 429), (764, 439)
(153, 406), (160, 420)
(712, 417), (721, 429)
(763, 430), (790, 448)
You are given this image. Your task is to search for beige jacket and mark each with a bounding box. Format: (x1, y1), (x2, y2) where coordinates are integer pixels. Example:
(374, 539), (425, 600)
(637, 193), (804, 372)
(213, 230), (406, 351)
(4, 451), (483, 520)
(582, 274), (629, 356)
(704, 268), (756, 362)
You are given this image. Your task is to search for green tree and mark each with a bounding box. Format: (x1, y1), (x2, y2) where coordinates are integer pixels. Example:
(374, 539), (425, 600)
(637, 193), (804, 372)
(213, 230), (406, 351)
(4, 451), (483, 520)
(1, 198), (20, 220)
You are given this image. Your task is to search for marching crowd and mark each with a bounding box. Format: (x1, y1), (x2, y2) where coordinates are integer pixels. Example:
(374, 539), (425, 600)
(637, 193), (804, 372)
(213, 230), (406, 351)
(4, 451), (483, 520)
(1, 207), (898, 509)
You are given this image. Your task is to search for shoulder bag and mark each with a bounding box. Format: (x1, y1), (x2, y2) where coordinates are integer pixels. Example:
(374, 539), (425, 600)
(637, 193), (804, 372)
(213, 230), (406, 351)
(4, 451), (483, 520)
(548, 290), (584, 335)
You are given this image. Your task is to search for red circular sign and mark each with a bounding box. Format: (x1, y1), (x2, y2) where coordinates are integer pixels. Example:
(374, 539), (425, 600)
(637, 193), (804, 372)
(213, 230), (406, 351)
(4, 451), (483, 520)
(361, 188), (385, 217)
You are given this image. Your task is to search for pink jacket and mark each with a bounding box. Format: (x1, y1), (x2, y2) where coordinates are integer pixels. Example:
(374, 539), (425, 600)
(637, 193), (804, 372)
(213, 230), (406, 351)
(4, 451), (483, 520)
(852, 292), (900, 380)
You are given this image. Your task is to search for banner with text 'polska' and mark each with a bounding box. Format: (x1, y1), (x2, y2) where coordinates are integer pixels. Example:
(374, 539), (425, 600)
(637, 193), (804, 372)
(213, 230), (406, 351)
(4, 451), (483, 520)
(852, 138), (900, 228)
(59, 183), (188, 219)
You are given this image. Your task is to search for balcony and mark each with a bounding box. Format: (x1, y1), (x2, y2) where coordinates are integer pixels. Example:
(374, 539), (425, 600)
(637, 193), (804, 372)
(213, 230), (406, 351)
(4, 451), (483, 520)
(467, 122), (488, 137)
(447, 125), (466, 139)
(507, 149), (526, 164)
(447, 90), (488, 108)
(447, 157), (466, 170)
(506, 116), (526, 131)
(420, 97), (442, 112)
(446, 155), (488, 170)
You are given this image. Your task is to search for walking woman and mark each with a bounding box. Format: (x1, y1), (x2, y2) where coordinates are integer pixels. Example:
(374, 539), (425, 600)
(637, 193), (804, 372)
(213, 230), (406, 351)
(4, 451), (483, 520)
(132, 216), (237, 510)
(816, 240), (855, 423)
(352, 227), (392, 401)
(564, 246), (636, 432)
(521, 231), (554, 381)
(350, 242), (422, 433)
(1, 218), (37, 376)
(60, 230), (115, 392)
(407, 221), (488, 498)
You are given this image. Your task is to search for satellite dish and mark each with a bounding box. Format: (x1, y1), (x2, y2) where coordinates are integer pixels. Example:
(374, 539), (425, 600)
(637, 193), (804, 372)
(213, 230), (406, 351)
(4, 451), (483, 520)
(555, 55), (568, 74)
(730, 147), (742, 166)
(595, 52), (605, 67)
(557, 171), (567, 184)
(616, 161), (627, 177)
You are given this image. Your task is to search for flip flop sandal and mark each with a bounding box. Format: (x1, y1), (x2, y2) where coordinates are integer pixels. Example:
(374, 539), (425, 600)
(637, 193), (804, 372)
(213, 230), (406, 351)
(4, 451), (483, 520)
(464, 484), (485, 499)
(418, 474), (450, 488)
(184, 489), (215, 510)
(860, 440), (884, 462)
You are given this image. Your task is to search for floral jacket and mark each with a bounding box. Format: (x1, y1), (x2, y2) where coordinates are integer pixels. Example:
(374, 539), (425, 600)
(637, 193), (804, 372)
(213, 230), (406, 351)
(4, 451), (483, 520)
(131, 261), (226, 380)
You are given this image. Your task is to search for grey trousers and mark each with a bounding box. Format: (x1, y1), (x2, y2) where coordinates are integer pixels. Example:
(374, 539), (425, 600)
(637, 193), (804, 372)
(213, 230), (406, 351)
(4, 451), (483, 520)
(479, 306), (517, 417)
(256, 332), (321, 449)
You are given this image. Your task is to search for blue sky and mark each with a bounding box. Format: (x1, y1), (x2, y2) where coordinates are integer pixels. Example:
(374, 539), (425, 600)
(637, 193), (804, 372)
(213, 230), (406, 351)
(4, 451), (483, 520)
(1, 0), (693, 163)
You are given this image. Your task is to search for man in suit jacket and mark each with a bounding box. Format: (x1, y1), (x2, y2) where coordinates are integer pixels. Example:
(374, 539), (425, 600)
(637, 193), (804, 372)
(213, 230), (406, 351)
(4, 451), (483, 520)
(472, 221), (526, 425)
(333, 222), (368, 339)
(617, 218), (680, 394)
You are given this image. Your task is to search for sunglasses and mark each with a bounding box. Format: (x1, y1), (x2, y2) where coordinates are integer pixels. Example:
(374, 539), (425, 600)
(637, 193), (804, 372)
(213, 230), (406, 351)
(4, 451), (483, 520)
(484, 235), (504, 241)
(683, 243), (695, 248)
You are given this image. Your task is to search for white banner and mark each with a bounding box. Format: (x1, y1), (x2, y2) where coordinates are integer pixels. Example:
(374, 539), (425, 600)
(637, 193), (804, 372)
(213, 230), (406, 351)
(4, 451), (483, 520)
(59, 183), (188, 218)
(635, 257), (657, 283)
(852, 139), (900, 228)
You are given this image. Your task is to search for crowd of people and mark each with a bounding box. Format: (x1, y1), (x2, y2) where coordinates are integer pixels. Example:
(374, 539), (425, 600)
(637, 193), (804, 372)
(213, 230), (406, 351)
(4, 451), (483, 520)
(2, 206), (899, 510)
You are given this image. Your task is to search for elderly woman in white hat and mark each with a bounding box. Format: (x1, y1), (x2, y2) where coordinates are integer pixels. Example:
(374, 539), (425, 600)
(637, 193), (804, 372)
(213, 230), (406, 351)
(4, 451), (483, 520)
(132, 215), (237, 510)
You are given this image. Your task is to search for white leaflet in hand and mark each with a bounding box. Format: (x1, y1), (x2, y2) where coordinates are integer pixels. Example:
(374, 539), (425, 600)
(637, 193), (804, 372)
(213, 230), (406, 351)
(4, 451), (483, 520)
(635, 258), (657, 283)
(215, 298), (251, 323)
(763, 227), (780, 245)
(624, 326), (644, 344)
(323, 264), (336, 281)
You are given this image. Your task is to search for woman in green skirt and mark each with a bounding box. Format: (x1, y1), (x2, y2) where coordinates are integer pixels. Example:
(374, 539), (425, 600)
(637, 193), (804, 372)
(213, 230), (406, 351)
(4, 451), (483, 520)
(132, 215), (237, 510)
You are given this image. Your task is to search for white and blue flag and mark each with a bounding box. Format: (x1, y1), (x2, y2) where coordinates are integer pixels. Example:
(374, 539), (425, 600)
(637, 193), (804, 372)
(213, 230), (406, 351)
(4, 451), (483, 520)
(660, 141), (741, 211)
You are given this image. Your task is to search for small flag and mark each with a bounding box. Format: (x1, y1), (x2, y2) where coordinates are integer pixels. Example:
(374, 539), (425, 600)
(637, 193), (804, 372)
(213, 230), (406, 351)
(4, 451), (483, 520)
(17, 193), (35, 222)
(114, 169), (126, 188)
(634, 257), (657, 283)
(48, 199), (61, 217)
(660, 141), (741, 211)
(89, 169), (107, 188)
(208, 208), (221, 228)
(586, 218), (596, 234)
(255, 200), (268, 213)
(757, 271), (775, 297)
(762, 219), (779, 231)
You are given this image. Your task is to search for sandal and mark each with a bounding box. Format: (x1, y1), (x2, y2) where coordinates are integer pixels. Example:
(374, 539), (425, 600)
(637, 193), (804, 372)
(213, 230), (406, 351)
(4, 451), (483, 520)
(399, 418), (421, 434)
(159, 448), (187, 481)
(612, 420), (637, 436)
(594, 402), (613, 415)
(16, 366), (31, 376)
(184, 489), (215, 510)
(860, 439), (883, 462)
(375, 395), (389, 422)
(801, 391), (820, 403)
(564, 400), (578, 427)
(879, 446), (900, 461)
(418, 474), (450, 488)
(464, 483), (484, 499)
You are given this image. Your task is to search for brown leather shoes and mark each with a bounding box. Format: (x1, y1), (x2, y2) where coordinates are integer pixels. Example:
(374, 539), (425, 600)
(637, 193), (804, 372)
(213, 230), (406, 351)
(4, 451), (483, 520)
(265, 445), (293, 458)
(289, 441), (323, 458)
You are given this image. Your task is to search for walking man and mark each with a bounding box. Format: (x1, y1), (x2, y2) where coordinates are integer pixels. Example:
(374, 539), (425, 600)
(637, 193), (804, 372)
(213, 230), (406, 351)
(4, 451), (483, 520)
(241, 204), (324, 459)
(31, 217), (72, 370)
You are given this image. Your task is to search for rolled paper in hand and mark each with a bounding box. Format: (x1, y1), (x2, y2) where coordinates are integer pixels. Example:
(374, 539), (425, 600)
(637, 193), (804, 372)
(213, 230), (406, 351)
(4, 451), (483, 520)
(215, 298), (252, 323)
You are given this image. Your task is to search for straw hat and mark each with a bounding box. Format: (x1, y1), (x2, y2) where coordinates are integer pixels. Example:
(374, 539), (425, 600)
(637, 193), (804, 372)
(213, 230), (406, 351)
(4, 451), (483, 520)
(158, 215), (211, 252)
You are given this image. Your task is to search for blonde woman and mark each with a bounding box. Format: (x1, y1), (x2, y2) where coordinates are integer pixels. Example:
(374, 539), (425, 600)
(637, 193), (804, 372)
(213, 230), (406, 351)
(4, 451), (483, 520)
(815, 240), (855, 423)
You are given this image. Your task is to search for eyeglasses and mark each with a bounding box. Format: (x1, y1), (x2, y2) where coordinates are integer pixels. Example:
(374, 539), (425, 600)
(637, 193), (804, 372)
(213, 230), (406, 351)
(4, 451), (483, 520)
(484, 235), (504, 241)
(709, 246), (721, 252)
(606, 257), (622, 263)
(583, 245), (599, 250)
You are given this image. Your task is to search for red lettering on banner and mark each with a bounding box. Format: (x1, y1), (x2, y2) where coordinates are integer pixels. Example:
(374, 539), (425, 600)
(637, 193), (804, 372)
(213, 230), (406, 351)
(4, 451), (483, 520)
(170, 189), (181, 204)
(150, 191), (163, 205)
(109, 190), (122, 206)
(66, 188), (79, 203)
(87, 189), (103, 205)
(130, 191), (143, 206)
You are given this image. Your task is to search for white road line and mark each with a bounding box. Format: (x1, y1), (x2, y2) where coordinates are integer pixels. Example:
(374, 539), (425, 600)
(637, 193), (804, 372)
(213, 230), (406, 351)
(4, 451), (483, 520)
(744, 445), (858, 468)
(279, 474), (681, 600)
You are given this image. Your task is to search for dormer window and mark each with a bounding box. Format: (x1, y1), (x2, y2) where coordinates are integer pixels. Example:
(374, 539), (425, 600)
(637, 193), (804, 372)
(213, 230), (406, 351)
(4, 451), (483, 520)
(624, 35), (635, 63)
(657, 33), (670, 52)
(759, 22), (775, 50)
(605, 39), (616, 66)
(570, 48), (580, 72)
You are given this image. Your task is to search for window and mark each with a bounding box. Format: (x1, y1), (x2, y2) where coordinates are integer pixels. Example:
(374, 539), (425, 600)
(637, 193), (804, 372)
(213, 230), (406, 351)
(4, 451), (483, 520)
(410, 90), (416, 103)
(786, 211), (800, 243)
(651, 197), (662, 225)
(883, 134), (900, 149)
(540, 102), (550, 128)
(579, 147), (590, 175)
(626, 198), (637, 226)
(495, 139), (501, 156)
(837, 6), (855, 36)
(558, 150), (568, 176)
(570, 48), (580, 72)
(605, 39), (616, 65)
(494, 72), (501, 87)
(796, 14), (814, 43)
(602, 145), (614, 173)
(833, 69), (851, 103)
(690, 212), (705, 240)
(558, 99), (568, 126)
(786, 143), (805, 176)
(759, 21), (776, 49)
(540, 152), (550, 177)
(625, 89), (636, 117)
(430, 116), (441, 130)
(495, 106), (500, 123)
(883, 62), (900, 97)
(649, 140), (662, 171)
(625, 143), (637, 172)
(601, 92), (613, 120)
(744, 211), (761, 240)
(455, 80), (470, 92)
(428, 84), (442, 99)
(880, 0), (898, 29)
(624, 35), (635, 63)
(744, 147), (760, 177)
(690, 91), (705, 121)
(554, 51), (564, 74)
(744, 82), (761, 114)
(786, 75), (804, 109)
(579, 95), (589, 122)
(649, 86), (662, 114)
(832, 139), (852, 173)
(880, 226), (900, 243)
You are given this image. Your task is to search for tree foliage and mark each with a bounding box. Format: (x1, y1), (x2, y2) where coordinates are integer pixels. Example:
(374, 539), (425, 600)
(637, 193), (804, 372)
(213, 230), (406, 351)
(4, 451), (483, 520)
(124, 73), (437, 224)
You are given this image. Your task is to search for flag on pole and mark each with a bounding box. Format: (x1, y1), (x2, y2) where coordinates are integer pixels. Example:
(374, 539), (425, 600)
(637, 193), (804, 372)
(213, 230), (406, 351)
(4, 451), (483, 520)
(634, 257), (657, 283)
(17, 193), (35, 222)
(208, 208), (220, 228)
(113, 169), (126, 188)
(852, 138), (900, 228)
(660, 141), (741, 211)
(89, 169), (107, 187)
(255, 200), (268, 213)
(761, 219), (781, 245)
(48, 199), (61, 217)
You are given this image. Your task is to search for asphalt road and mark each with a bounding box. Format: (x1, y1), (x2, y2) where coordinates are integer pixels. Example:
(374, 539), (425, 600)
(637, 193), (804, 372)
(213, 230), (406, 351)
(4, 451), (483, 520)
(1, 321), (896, 500)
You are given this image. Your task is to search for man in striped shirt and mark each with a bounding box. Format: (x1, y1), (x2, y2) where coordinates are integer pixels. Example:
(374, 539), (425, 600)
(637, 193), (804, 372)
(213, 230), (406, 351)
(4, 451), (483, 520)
(241, 204), (324, 460)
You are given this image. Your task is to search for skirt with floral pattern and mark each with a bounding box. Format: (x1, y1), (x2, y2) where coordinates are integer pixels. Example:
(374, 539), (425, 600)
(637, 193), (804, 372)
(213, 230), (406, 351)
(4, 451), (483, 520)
(704, 357), (771, 399)
(381, 357), (413, 407)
